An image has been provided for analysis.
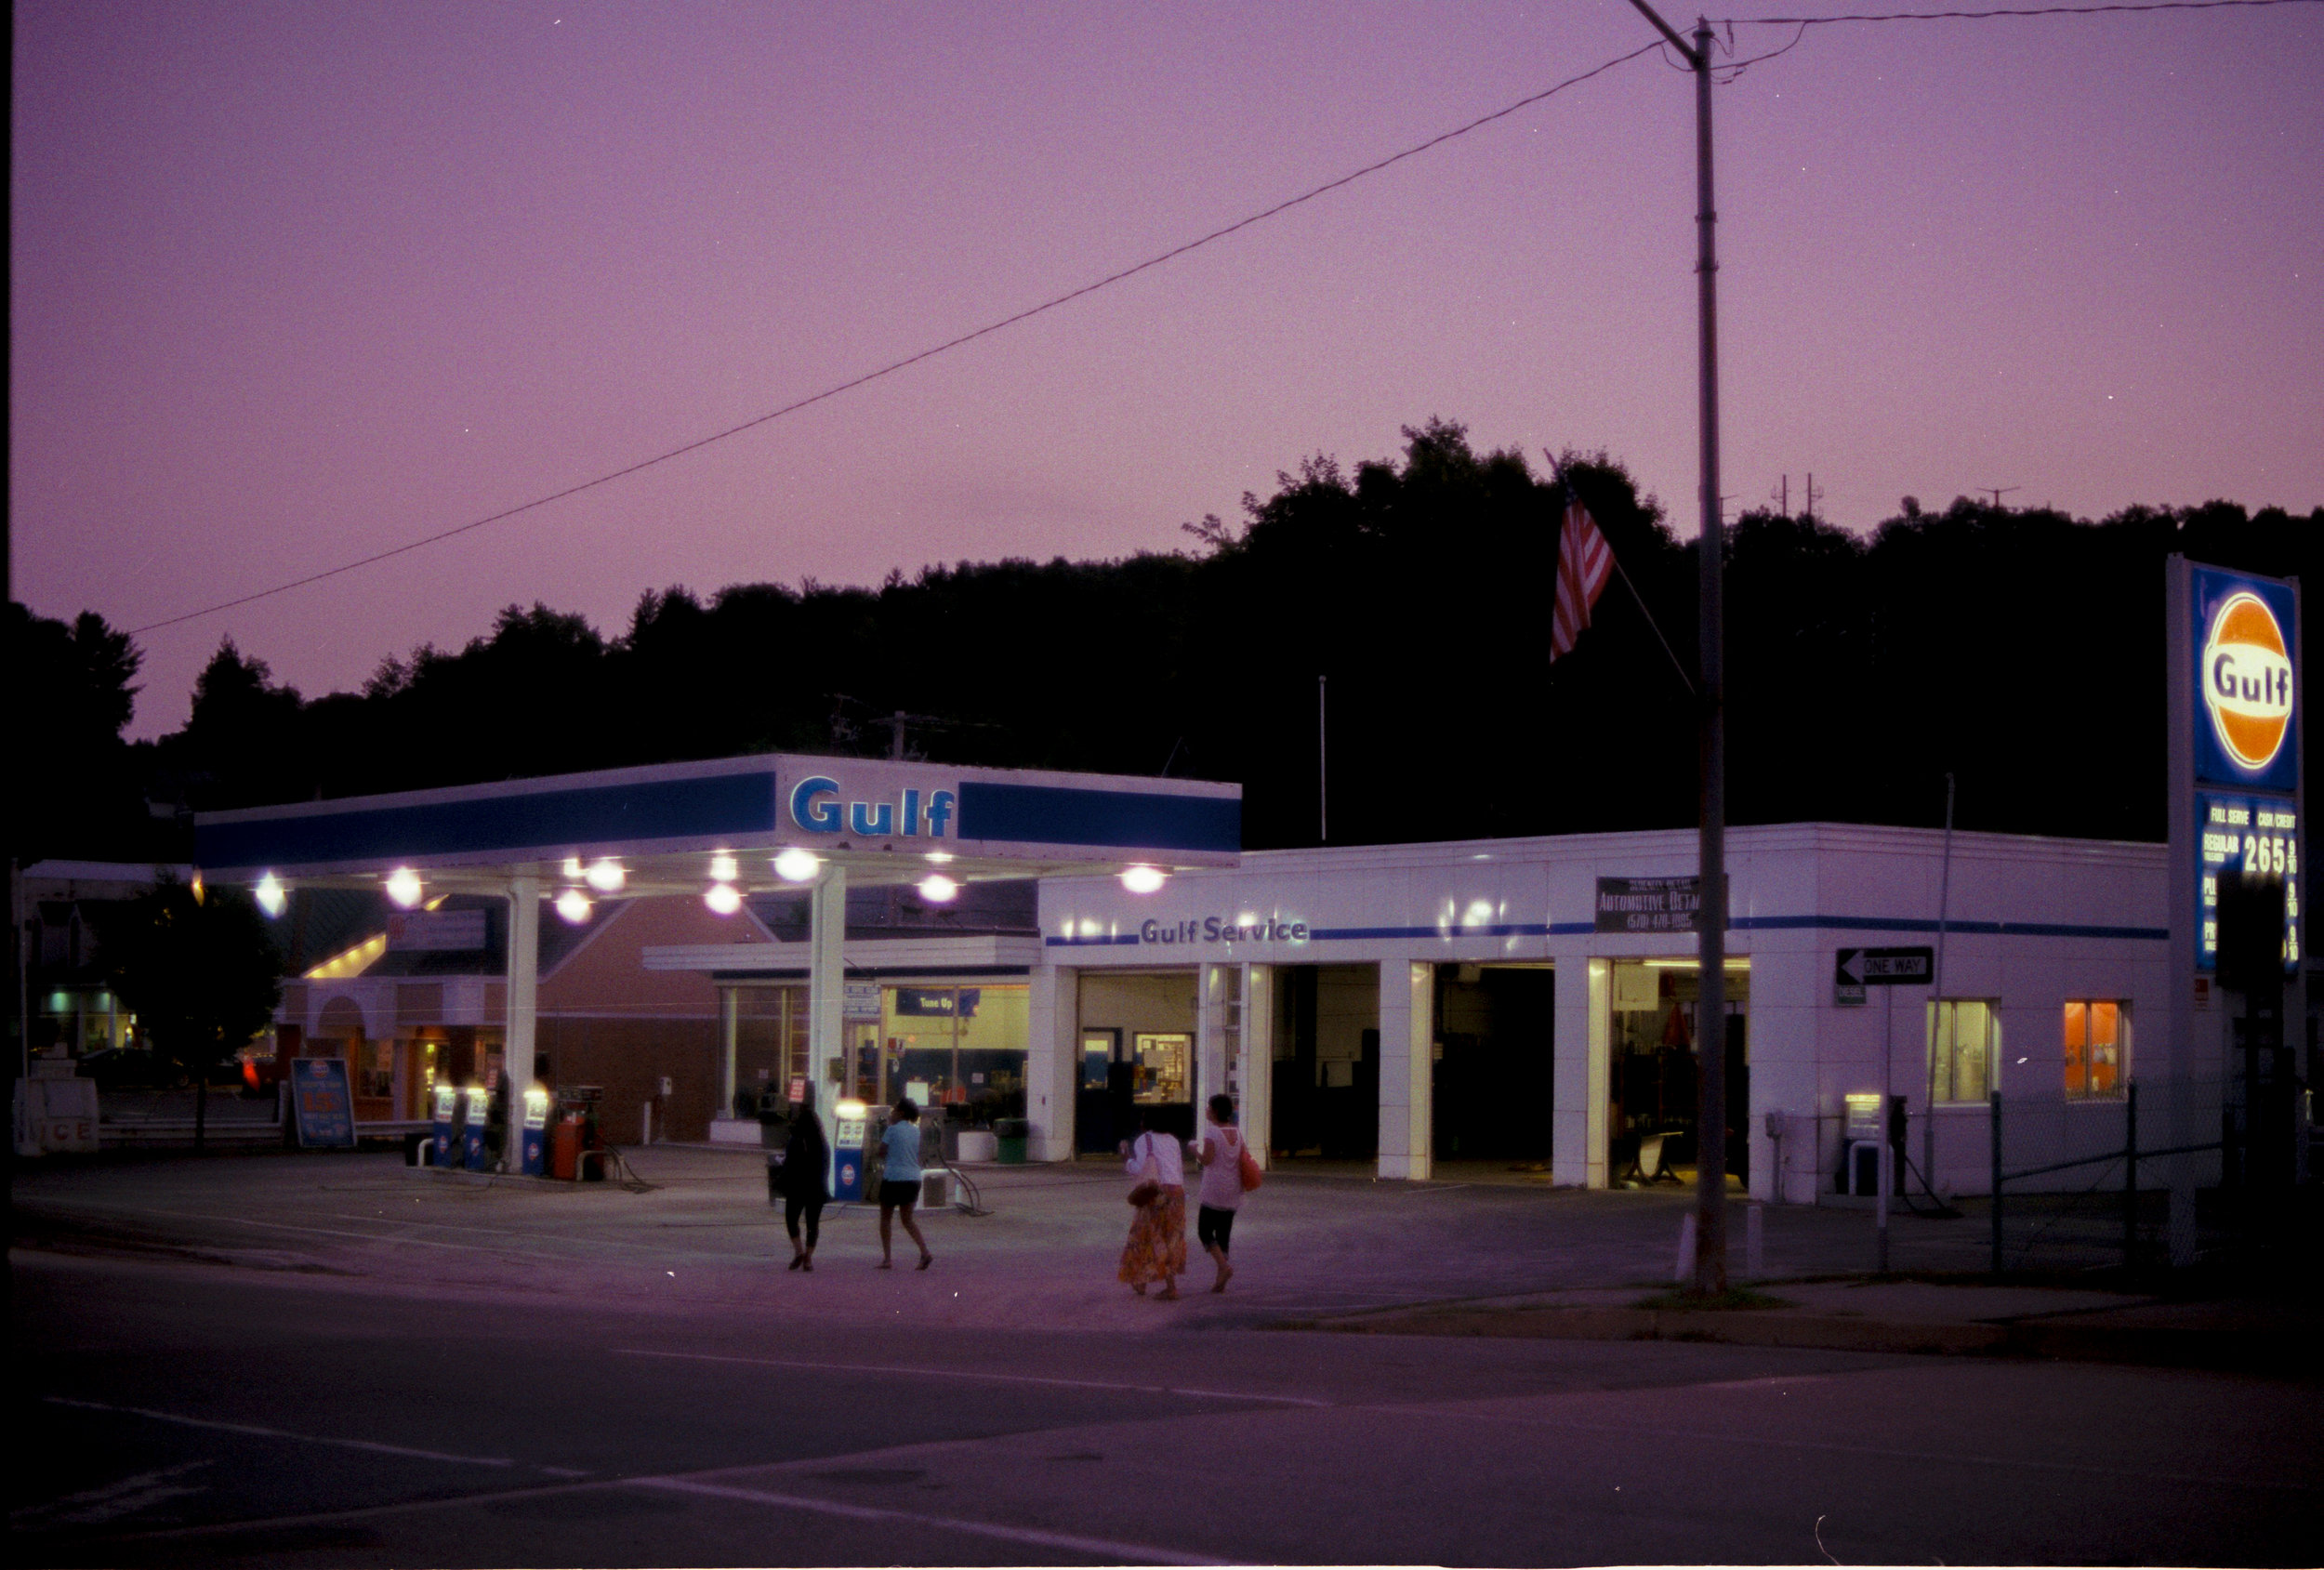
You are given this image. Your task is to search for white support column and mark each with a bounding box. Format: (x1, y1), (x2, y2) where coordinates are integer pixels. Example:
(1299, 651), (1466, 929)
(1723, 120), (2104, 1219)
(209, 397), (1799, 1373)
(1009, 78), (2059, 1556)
(1377, 961), (1433, 1181)
(1240, 964), (1274, 1168)
(1028, 964), (1077, 1161)
(1588, 958), (1611, 1188)
(1196, 963), (1235, 1119)
(1553, 956), (1608, 1189)
(808, 864), (847, 1109)
(719, 986), (739, 1117)
(504, 874), (540, 1128)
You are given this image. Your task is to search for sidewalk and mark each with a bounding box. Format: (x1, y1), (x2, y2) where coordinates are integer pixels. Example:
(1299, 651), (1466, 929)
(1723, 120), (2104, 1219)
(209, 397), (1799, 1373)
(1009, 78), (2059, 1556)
(1294, 1276), (2323, 1375)
(13, 1143), (2317, 1375)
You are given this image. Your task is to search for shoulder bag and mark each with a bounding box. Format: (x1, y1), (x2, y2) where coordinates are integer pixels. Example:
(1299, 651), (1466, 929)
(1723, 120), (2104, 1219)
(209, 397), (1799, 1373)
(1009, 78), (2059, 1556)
(1126, 1133), (1160, 1207)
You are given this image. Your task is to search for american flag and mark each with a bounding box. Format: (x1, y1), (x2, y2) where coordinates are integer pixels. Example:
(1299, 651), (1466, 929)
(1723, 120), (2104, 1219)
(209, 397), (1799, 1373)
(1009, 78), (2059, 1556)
(1551, 493), (1615, 661)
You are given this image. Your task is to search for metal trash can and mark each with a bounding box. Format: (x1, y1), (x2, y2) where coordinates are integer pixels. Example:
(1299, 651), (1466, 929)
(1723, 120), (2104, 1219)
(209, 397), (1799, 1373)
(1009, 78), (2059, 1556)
(995, 1117), (1029, 1165)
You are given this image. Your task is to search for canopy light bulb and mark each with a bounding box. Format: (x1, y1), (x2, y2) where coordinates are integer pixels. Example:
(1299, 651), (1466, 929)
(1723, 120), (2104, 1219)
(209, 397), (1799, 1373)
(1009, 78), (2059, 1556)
(704, 882), (743, 916)
(923, 851), (955, 864)
(773, 847), (820, 883)
(707, 852), (739, 884)
(1120, 864), (1168, 895)
(254, 873), (287, 918)
(554, 888), (593, 924)
(918, 874), (959, 904)
(584, 858), (626, 893)
(386, 867), (424, 908)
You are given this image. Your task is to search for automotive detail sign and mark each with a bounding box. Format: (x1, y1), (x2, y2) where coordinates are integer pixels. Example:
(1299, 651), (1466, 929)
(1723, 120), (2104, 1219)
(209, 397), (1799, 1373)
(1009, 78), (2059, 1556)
(2192, 567), (2298, 794)
(1595, 877), (1719, 934)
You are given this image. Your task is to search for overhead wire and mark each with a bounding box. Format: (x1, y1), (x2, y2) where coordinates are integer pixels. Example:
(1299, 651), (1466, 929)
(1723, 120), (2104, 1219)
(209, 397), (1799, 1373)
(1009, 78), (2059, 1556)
(127, 39), (1665, 638)
(1730, 0), (2319, 25)
(123, 0), (2322, 638)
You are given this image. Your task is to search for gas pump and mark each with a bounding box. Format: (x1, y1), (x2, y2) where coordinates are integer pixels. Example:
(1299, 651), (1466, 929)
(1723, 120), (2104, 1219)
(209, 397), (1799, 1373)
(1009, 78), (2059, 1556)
(831, 1098), (871, 1202)
(518, 1085), (550, 1176)
(459, 1085), (490, 1170)
(430, 1082), (459, 1167)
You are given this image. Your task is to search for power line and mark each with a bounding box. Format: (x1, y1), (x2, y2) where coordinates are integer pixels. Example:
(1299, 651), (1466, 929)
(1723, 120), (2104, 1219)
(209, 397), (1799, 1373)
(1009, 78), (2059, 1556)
(128, 39), (1665, 639)
(1731, 0), (2319, 25)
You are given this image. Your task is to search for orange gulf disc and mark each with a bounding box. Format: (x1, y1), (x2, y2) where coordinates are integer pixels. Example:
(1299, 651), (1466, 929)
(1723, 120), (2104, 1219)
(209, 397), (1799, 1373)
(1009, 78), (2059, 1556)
(2205, 592), (2292, 770)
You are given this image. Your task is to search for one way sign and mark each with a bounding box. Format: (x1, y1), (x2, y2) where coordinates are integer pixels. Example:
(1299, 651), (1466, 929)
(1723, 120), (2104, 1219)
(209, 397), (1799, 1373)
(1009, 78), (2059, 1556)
(1833, 945), (1934, 1005)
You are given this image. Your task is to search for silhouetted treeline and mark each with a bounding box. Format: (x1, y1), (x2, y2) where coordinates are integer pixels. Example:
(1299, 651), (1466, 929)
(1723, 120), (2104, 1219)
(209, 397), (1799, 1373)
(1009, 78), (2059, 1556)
(22, 419), (2322, 856)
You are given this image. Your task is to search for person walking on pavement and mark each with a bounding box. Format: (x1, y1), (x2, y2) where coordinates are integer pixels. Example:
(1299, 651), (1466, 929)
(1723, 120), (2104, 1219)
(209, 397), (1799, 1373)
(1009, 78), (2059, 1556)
(1117, 1105), (1187, 1300)
(779, 1095), (830, 1272)
(1194, 1093), (1249, 1293)
(878, 1098), (934, 1270)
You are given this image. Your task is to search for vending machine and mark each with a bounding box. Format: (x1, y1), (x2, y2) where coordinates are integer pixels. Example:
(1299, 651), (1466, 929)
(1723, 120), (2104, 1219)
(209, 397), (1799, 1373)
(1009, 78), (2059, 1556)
(430, 1082), (459, 1168)
(519, 1086), (550, 1176)
(831, 1098), (870, 1202)
(459, 1085), (491, 1170)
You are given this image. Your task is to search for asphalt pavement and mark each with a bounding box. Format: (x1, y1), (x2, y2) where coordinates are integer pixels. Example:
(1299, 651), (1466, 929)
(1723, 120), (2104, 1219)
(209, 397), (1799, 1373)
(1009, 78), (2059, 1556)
(11, 1146), (2321, 1566)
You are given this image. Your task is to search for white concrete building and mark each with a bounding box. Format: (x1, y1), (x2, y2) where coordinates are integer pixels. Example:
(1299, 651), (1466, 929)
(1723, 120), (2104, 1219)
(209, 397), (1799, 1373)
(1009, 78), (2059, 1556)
(1025, 824), (2178, 1201)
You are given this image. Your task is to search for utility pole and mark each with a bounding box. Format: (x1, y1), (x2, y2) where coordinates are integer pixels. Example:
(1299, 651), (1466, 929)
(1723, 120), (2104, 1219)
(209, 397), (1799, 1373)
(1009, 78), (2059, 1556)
(1803, 471), (1820, 524)
(1629, 0), (1728, 1295)
(1980, 486), (2020, 509)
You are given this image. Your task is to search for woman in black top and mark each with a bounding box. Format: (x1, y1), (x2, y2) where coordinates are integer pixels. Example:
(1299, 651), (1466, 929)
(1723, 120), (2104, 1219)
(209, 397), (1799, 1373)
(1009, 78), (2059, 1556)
(779, 1107), (831, 1272)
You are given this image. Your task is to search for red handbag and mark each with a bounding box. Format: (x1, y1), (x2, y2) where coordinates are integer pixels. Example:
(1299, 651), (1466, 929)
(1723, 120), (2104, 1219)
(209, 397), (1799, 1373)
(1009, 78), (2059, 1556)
(1237, 1138), (1264, 1192)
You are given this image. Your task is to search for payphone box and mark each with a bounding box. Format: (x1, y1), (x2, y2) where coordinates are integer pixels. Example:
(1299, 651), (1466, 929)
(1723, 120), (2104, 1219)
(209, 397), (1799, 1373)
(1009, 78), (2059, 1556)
(832, 1099), (869, 1202)
(460, 1086), (491, 1170)
(431, 1083), (459, 1167)
(520, 1086), (550, 1177)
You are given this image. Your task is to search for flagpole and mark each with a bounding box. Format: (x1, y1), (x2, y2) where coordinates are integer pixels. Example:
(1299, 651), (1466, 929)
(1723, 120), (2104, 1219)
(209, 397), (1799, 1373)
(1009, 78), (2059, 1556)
(1629, 0), (1729, 1297)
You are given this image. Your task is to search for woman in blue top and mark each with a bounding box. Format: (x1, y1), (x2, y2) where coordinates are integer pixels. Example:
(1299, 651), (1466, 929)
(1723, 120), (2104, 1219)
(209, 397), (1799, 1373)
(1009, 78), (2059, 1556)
(877, 1099), (934, 1270)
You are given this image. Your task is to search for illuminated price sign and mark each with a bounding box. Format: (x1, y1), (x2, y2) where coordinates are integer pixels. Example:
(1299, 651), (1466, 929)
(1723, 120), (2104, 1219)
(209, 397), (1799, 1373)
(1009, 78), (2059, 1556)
(2196, 793), (2301, 972)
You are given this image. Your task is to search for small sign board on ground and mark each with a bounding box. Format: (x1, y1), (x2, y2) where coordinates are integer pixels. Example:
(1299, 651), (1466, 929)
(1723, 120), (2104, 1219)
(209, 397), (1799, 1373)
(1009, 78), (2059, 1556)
(1832, 945), (1935, 1006)
(290, 1058), (357, 1147)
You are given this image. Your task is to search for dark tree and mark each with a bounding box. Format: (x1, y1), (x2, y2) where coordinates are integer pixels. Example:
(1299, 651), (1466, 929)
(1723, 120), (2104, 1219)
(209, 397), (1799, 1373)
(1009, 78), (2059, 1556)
(7, 601), (149, 861)
(99, 876), (284, 1148)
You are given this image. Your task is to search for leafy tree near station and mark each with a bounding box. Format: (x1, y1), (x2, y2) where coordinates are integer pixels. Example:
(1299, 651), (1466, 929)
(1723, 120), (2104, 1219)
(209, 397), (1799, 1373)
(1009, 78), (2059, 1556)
(7, 601), (151, 862)
(99, 875), (284, 1149)
(91, 419), (2324, 851)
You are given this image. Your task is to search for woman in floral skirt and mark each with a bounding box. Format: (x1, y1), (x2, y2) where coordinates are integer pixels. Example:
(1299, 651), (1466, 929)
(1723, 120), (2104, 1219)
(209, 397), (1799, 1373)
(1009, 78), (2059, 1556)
(1117, 1106), (1187, 1300)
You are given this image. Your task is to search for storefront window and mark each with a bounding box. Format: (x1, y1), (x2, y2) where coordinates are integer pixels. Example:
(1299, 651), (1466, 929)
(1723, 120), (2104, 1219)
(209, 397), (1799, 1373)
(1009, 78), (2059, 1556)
(1928, 999), (2000, 1103)
(2063, 1000), (2128, 1100)
(1131, 1033), (1190, 1104)
(881, 984), (1027, 1123)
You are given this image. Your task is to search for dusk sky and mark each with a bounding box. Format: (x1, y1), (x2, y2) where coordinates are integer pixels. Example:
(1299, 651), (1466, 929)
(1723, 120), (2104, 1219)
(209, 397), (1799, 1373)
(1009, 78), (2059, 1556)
(12, 0), (2322, 739)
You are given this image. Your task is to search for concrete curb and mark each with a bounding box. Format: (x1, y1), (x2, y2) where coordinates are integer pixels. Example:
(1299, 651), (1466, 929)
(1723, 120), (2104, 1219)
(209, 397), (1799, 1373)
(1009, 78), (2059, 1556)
(1291, 1304), (2323, 1377)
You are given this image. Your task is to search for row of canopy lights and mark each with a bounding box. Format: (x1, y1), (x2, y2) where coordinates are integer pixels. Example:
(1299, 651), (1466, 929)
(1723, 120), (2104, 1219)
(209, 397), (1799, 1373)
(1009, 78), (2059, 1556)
(249, 855), (1171, 925)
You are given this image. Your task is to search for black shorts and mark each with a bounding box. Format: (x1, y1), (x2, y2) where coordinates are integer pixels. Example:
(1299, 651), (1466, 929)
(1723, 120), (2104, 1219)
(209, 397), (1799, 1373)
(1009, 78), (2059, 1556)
(1196, 1204), (1236, 1252)
(878, 1178), (920, 1209)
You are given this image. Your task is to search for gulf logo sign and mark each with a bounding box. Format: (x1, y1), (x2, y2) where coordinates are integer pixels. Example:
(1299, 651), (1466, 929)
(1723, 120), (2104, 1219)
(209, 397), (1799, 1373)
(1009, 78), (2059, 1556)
(2204, 591), (2295, 772)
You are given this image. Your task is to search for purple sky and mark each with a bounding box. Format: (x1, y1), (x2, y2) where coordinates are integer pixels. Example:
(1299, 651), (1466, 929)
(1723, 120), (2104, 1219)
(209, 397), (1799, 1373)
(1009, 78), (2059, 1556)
(13, 1), (2322, 739)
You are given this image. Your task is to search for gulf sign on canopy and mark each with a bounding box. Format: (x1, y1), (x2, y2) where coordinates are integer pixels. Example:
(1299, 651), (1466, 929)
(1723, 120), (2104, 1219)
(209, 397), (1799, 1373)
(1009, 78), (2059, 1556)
(2193, 567), (2300, 794)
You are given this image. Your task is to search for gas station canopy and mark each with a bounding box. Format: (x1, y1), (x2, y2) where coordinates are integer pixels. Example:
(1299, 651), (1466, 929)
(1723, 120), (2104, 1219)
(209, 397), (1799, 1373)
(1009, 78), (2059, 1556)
(196, 753), (1239, 1130)
(194, 752), (1241, 895)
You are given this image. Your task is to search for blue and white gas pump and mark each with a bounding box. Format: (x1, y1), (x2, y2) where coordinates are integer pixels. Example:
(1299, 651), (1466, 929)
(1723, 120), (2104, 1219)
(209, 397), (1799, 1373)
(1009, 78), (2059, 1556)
(430, 1082), (459, 1167)
(831, 1098), (870, 1202)
(519, 1085), (550, 1176)
(459, 1085), (490, 1170)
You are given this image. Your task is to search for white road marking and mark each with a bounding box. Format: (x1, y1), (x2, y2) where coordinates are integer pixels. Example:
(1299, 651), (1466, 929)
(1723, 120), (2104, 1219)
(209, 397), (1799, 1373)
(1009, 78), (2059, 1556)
(626, 1476), (1227, 1565)
(44, 1397), (517, 1469)
(614, 1347), (1331, 1406)
(11, 1461), (213, 1527)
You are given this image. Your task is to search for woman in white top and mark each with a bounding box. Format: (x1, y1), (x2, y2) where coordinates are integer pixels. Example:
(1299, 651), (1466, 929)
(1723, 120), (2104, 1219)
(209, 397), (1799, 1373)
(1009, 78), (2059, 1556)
(1194, 1093), (1248, 1293)
(1116, 1105), (1187, 1300)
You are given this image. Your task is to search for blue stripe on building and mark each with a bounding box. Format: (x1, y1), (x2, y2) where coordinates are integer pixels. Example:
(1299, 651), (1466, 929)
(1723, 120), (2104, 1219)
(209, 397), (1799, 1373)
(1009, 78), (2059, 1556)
(1046, 914), (2168, 946)
(958, 782), (1239, 854)
(198, 771), (782, 869)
